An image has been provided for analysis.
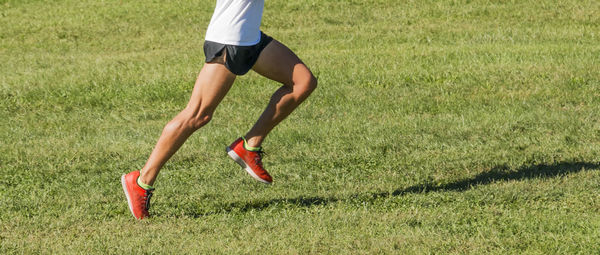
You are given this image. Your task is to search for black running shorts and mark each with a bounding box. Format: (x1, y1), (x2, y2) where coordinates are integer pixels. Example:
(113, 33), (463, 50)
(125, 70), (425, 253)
(203, 32), (274, 75)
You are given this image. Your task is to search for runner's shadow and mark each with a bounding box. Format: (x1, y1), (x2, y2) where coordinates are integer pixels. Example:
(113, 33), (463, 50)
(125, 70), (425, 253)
(192, 161), (599, 217)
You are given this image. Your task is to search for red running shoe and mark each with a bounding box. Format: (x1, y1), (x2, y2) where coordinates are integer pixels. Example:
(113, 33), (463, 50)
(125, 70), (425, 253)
(226, 137), (273, 184)
(121, 170), (154, 219)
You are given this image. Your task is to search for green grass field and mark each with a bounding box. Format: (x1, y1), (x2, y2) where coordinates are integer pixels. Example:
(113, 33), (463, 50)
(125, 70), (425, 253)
(1, 0), (600, 253)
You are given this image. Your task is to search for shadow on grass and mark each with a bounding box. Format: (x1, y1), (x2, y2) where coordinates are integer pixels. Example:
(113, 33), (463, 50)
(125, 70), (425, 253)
(190, 161), (600, 217)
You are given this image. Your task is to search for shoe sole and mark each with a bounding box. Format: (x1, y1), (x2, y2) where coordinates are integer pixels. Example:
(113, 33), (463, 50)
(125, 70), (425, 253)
(227, 147), (272, 184)
(121, 174), (139, 219)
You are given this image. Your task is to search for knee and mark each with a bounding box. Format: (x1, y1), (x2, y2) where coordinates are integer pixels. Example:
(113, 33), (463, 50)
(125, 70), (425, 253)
(298, 74), (317, 97)
(165, 111), (212, 133)
(307, 74), (318, 92)
(188, 113), (212, 130)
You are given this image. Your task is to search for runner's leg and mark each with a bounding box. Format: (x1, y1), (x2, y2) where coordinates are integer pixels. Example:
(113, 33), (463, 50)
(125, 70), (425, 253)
(139, 63), (236, 185)
(244, 40), (317, 148)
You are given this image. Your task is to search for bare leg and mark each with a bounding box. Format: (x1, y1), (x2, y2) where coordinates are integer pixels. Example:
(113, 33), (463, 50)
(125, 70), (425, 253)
(139, 63), (237, 185)
(244, 40), (317, 148)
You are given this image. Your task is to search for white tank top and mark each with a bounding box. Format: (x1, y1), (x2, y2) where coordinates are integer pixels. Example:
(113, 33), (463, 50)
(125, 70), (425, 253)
(205, 0), (265, 46)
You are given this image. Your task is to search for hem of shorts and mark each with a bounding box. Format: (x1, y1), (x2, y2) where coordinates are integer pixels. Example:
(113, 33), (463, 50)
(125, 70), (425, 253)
(204, 37), (262, 47)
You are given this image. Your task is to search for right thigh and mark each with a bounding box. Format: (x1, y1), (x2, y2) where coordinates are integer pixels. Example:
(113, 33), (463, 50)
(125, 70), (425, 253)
(251, 39), (314, 88)
(184, 63), (237, 117)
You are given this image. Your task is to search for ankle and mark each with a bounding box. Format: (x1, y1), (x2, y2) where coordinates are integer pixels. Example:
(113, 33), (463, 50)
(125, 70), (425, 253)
(242, 136), (262, 151)
(138, 171), (155, 188)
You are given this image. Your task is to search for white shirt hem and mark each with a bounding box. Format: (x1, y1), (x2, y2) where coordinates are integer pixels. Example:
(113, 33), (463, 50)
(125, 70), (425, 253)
(204, 36), (261, 47)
